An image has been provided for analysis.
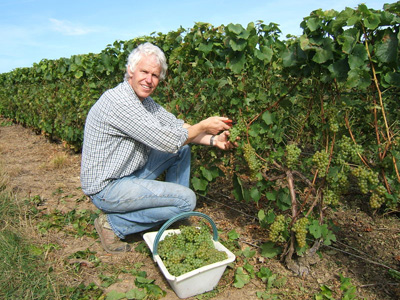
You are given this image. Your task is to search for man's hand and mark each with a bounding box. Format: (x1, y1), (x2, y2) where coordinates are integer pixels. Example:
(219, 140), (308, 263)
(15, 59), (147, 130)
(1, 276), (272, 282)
(214, 130), (238, 150)
(199, 116), (231, 135)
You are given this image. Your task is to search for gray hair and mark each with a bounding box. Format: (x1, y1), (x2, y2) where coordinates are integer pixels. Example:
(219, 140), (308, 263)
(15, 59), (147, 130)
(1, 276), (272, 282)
(125, 42), (168, 81)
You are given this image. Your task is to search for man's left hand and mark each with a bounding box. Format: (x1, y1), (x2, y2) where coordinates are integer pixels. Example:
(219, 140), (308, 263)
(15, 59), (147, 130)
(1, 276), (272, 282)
(214, 131), (238, 150)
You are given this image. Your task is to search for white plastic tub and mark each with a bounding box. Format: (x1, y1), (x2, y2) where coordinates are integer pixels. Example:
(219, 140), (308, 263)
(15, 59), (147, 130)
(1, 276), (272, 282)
(143, 212), (236, 298)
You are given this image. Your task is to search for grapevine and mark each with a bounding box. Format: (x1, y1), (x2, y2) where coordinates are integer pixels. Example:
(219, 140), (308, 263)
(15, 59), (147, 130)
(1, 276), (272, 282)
(292, 217), (309, 248)
(158, 225), (228, 277)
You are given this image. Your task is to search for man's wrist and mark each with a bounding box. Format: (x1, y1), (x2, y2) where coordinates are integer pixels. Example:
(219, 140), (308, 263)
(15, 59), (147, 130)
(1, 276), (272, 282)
(210, 135), (216, 147)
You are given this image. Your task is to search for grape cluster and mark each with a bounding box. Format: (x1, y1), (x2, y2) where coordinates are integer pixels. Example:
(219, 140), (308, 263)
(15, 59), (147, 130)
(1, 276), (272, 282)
(286, 144), (301, 170)
(312, 150), (329, 177)
(336, 136), (362, 166)
(269, 215), (287, 243)
(369, 192), (385, 209)
(323, 188), (340, 206)
(158, 225), (228, 277)
(326, 170), (349, 195)
(325, 108), (339, 133)
(351, 166), (379, 194)
(369, 185), (387, 209)
(229, 121), (246, 142)
(292, 217), (309, 248)
(329, 121), (339, 133)
(243, 143), (261, 179)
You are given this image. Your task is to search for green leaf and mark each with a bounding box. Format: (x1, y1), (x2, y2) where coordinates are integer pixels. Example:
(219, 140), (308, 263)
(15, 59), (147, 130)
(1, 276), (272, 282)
(262, 111), (274, 125)
(265, 191), (277, 201)
(384, 72), (400, 86)
(125, 288), (146, 300)
(308, 220), (323, 239)
(201, 167), (213, 182)
(323, 230), (336, 246)
(260, 241), (281, 258)
(312, 47), (332, 64)
(197, 43), (213, 55)
(375, 31), (398, 63)
(229, 39), (247, 51)
(277, 189), (291, 211)
(255, 46), (273, 62)
(74, 70), (83, 79)
(106, 290), (126, 300)
(281, 47), (297, 67)
(243, 261), (256, 279)
(338, 28), (359, 54)
(229, 52), (246, 73)
(228, 229), (240, 240)
(348, 44), (368, 69)
(234, 267), (251, 288)
(299, 34), (311, 51)
(256, 266), (273, 282)
(250, 187), (261, 203)
(191, 177), (208, 191)
(364, 13), (380, 30)
(347, 68), (371, 90)
(227, 23), (245, 35)
(328, 59), (349, 80)
(134, 276), (154, 287)
(232, 173), (244, 201)
(144, 284), (166, 298)
(306, 17), (321, 31)
(243, 247), (256, 258)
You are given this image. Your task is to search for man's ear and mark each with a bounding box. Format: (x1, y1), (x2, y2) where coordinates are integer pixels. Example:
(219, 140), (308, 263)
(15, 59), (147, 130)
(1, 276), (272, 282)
(127, 66), (133, 77)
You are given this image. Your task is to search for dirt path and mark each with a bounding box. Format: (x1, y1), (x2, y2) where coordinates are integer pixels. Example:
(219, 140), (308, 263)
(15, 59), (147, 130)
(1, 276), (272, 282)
(0, 120), (399, 299)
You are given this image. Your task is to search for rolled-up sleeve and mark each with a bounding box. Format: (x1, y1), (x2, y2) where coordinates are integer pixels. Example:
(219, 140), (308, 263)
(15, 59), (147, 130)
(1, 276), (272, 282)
(109, 96), (188, 153)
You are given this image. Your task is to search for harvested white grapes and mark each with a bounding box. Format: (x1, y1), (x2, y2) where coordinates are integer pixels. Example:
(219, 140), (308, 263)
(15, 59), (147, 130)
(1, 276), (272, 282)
(158, 225), (228, 276)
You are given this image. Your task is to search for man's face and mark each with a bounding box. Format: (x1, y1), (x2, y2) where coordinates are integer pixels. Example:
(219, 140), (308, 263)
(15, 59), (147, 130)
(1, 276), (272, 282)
(127, 54), (161, 101)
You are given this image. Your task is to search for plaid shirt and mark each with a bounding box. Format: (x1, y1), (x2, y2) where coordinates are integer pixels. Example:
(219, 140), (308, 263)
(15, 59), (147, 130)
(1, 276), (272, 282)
(80, 80), (188, 195)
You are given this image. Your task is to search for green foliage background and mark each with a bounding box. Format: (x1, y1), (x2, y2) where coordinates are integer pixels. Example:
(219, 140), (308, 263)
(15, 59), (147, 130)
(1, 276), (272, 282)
(0, 3), (399, 251)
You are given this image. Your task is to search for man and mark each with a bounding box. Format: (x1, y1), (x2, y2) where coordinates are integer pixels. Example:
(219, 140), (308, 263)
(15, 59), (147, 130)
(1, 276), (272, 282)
(80, 42), (234, 253)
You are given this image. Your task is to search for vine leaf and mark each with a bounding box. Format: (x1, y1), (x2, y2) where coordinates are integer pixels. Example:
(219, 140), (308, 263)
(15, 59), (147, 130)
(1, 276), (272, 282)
(233, 267), (251, 288)
(260, 241), (282, 258)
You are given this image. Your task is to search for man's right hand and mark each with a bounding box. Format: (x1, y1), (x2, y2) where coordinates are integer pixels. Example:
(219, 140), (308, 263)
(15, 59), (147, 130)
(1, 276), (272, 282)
(199, 116), (231, 135)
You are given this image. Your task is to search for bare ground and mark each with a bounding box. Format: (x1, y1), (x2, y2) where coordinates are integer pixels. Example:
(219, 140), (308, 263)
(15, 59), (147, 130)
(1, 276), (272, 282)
(0, 120), (399, 300)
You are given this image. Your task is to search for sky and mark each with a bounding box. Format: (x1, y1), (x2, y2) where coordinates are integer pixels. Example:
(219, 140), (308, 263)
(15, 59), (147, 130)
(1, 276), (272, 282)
(0, 0), (392, 74)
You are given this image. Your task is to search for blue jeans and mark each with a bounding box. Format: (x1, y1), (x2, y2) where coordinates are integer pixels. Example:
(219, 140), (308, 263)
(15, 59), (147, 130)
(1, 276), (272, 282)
(91, 145), (196, 239)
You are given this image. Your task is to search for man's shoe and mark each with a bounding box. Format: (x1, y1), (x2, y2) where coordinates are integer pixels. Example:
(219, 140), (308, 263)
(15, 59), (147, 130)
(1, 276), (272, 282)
(94, 214), (131, 254)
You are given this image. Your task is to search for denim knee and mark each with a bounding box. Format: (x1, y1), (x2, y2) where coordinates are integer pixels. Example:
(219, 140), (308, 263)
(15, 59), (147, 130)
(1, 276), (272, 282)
(182, 188), (197, 212)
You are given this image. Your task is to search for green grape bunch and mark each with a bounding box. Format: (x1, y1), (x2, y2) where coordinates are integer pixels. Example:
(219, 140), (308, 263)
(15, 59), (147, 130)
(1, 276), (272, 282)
(369, 185), (387, 209)
(158, 224), (228, 277)
(323, 188), (340, 206)
(351, 166), (379, 194)
(269, 215), (287, 243)
(229, 120), (246, 142)
(369, 192), (385, 209)
(336, 136), (362, 166)
(312, 150), (330, 178)
(286, 143), (301, 169)
(243, 143), (262, 179)
(292, 217), (309, 248)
